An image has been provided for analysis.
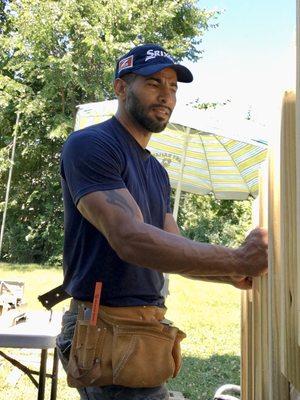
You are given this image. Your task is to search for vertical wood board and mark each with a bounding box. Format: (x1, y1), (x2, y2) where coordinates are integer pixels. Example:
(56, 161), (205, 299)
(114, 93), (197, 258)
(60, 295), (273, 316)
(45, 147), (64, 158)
(280, 91), (300, 391)
(268, 144), (289, 400)
(252, 166), (269, 400)
(241, 290), (253, 400)
(241, 167), (269, 400)
(296, 0), (300, 349)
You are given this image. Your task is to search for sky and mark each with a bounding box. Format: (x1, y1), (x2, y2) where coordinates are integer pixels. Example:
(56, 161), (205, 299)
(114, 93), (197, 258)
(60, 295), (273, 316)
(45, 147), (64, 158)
(177, 0), (296, 139)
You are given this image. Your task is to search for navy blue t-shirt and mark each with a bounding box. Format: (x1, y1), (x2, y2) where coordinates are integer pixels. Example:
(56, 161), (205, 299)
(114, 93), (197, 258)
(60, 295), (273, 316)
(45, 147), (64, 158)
(60, 116), (172, 306)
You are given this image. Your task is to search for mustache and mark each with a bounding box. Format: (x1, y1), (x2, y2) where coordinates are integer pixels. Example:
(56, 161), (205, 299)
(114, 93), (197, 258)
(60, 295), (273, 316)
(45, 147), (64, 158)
(151, 104), (172, 115)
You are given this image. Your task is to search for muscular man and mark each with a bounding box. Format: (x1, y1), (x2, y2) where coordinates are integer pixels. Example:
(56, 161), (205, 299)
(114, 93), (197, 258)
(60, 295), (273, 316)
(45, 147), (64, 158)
(56, 43), (267, 400)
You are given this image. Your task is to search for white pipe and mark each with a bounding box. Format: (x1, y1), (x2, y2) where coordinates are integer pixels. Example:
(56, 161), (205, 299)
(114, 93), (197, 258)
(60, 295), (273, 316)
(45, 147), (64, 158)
(0, 112), (21, 257)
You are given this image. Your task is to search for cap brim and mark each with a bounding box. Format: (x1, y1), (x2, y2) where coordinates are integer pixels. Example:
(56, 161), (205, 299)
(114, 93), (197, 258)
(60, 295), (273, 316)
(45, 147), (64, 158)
(133, 63), (193, 83)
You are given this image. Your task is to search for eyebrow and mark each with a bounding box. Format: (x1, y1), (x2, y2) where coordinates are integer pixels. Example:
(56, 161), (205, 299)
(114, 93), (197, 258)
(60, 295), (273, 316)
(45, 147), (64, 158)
(146, 77), (178, 87)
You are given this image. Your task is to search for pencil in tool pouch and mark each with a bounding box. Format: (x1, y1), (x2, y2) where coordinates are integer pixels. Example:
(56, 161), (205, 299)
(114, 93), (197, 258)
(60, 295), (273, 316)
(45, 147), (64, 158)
(90, 281), (102, 326)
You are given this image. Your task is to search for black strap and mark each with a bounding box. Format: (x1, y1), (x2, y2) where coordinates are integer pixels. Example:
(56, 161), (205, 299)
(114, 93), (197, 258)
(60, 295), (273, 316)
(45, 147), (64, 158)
(38, 285), (71, 310)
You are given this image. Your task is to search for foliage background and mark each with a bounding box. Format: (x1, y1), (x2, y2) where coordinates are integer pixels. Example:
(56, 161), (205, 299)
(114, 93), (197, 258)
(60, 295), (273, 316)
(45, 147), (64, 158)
(0, 0), (251, 265)
(176, 193), (252, 248)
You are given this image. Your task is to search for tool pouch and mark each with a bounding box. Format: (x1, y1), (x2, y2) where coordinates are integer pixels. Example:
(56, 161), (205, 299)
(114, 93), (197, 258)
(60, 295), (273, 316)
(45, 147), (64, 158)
(67, 304), (186, 388)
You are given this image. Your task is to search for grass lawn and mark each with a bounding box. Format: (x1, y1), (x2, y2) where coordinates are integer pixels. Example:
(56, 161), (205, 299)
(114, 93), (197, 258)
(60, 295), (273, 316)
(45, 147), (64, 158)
(0, 263), (241, 400)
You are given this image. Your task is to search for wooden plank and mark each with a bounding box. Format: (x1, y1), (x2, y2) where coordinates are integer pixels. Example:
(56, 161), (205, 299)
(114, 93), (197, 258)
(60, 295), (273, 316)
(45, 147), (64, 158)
(241, 290), (253, 400)
(260, 169), (269, 400)
(280, 91), (300, 391)
(252, 166), (269, 400)
(268, 143), (289, 400)
(296, 0), (300, 352)
(241, 194), (258, 400)
(241, 168), (269, 400)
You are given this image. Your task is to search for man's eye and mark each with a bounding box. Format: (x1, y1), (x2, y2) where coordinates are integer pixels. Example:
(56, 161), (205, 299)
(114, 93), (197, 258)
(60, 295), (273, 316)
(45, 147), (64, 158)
(148, 81), (159, 87)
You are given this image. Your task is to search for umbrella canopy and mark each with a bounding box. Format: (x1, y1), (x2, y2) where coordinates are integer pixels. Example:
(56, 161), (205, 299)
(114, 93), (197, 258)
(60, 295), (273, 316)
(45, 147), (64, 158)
(74, 100), (267, 218)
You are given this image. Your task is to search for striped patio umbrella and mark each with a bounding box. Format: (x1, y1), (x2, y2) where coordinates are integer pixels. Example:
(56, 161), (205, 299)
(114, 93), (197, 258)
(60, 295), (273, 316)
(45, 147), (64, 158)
(75, 100), (268, 219)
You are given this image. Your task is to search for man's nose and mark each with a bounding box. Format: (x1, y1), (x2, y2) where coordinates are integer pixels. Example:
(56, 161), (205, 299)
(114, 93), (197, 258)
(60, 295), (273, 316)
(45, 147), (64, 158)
(157, 87), (173, 104)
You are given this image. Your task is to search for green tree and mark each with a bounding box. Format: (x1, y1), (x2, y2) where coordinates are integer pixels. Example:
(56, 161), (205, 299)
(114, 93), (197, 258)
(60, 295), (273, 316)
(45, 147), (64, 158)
(0, 0), (219, 263)
(176, 192), (252, 247)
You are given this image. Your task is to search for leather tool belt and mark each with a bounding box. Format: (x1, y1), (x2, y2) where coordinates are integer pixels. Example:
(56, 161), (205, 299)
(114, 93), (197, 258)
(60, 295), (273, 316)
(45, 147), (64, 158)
(67, 299), (186, 388)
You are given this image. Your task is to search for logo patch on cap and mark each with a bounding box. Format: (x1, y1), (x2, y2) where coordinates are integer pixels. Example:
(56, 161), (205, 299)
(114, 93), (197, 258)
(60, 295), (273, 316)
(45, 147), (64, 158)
(118, 55), (134, 73)
(145, 49), (174, 62)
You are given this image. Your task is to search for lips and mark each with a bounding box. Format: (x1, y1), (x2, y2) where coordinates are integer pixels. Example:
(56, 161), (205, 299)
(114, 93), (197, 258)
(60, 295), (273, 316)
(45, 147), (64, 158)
(152, 106), (171, 117)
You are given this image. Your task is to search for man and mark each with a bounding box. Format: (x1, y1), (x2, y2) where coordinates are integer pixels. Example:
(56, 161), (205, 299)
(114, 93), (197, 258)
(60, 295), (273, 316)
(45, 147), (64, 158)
(56, 43), (268, 400)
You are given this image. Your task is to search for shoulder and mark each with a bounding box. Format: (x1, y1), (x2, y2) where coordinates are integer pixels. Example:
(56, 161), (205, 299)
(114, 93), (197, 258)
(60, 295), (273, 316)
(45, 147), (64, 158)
(60, 118), (127, 181)
(62, 118), (123, 159)
(64, 118), (115, 148)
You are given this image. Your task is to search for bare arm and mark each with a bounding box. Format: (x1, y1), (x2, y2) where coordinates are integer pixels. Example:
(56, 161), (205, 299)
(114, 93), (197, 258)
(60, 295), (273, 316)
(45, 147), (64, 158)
(78, 188), (267, 278)
(163, 213), (253, 289)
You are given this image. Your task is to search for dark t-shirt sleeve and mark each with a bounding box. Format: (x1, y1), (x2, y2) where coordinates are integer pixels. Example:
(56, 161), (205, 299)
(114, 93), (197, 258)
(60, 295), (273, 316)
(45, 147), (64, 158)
(61, 129), (126, 205)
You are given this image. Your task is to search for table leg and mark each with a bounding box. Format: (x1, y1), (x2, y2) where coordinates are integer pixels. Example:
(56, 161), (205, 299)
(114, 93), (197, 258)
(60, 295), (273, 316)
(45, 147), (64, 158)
(38, 349), (47, 400)
(50, 347), (59, 400)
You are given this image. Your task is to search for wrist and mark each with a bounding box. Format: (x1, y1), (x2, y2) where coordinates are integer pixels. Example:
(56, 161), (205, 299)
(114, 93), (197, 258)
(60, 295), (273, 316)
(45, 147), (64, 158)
(232, 247), (248, 276)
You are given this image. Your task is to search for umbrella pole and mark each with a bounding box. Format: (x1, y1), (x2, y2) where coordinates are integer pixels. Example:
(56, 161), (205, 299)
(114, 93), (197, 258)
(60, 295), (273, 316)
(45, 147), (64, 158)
(172, 127), (190, 222)
(162, 127), (190, 299)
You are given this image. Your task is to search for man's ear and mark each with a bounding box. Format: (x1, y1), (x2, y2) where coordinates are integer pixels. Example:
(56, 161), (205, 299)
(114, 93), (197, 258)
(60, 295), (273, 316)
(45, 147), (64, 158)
(114, 78), (127, 100)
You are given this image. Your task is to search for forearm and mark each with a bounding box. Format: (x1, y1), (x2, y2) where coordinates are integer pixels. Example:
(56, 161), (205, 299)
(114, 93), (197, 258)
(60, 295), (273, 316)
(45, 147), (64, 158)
(112, 220), (244, 277)
(182, 275), (237, 284)
(78, 190), (267, 279)
(162, 215), (242, 279)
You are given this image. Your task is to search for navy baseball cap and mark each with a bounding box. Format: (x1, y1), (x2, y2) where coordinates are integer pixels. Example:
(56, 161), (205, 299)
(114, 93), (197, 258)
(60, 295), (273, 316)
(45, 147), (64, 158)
(115, 44), (193, 83)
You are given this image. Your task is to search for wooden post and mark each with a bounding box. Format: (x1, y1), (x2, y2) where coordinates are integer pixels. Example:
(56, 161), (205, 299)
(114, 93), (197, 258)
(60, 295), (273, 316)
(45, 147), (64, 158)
(280, 91), (300, 391)
(252, 165), (269, 400)
(296, 0), (300, 351)
(241, 165), (269, 400)
(268, 141), (289, 400)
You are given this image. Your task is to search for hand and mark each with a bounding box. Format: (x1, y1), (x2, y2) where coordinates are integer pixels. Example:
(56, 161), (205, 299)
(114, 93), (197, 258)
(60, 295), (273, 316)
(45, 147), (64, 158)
(231, 276), (253, 290)
(235, 227), (268, 277)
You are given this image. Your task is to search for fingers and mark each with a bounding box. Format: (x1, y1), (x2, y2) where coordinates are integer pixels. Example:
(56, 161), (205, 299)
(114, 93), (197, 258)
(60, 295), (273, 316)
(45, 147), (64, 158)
(245, 226), (268, 247)
(237, 227), (269, 277)
(232, 276), (253, 290)
(245, 276), (253, 286)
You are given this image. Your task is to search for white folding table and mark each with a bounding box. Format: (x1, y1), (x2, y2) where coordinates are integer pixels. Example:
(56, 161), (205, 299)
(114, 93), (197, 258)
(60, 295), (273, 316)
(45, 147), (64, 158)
(0, 311), (62, 400)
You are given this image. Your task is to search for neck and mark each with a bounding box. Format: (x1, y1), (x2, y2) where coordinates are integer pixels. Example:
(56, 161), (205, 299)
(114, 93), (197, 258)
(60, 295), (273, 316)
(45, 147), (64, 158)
(115, 108), (152, 149)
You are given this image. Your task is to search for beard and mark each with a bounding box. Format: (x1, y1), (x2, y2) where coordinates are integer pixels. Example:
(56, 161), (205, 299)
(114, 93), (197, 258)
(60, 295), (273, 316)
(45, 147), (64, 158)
(125, 90), (171, 133)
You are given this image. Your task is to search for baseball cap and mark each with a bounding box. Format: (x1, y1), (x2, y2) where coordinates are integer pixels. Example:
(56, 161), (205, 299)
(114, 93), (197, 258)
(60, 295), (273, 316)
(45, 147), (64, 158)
(115, 43), (193, 83)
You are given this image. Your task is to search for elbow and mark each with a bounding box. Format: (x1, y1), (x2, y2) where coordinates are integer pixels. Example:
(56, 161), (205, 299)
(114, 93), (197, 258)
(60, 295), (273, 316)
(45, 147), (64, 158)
(115, 243), (135, 263)
(107, 226), (138, 263)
